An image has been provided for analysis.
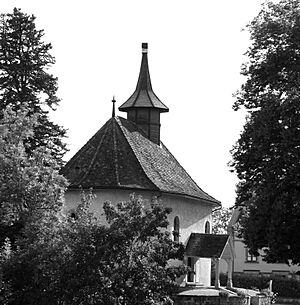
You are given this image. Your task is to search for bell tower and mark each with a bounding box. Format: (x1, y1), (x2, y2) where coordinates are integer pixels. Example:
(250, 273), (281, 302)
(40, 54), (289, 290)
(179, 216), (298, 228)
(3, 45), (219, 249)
(119, 43), (169, 145)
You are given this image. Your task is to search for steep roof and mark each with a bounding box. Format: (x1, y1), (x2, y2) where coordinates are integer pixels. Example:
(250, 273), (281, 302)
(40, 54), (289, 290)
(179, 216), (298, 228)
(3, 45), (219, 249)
(61, 116), (220, 205)
(119, 43), (169, 112)
(185, 233), (229, 258)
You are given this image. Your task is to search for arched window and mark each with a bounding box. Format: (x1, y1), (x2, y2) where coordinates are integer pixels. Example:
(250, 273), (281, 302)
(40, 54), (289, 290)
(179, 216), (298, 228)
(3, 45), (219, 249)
(173, 216), (180, 242)
(205, 220), (210, 234)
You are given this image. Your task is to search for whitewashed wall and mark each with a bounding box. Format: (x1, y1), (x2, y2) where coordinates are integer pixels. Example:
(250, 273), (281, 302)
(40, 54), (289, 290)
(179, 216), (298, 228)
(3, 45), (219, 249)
(64, 188), (213, 286)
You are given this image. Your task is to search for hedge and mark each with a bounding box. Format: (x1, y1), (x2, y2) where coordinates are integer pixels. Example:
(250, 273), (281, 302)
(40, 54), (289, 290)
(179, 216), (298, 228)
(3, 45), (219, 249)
(212, 273), (300, 298)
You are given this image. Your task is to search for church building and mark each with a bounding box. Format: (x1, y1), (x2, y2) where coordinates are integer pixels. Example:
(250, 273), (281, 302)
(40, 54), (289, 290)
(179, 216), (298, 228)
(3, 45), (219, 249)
(61, 43), (223, 287)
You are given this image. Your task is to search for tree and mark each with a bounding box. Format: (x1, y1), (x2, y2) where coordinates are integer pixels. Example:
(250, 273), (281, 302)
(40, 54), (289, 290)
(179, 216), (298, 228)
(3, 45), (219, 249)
(230, 0), (300, 265)
(98, 195), (187, 305)
(0, 105), (67, 246)
(2, 194), (187, 305)
(212, 207), (232, 234)
(0, 8), (66, 162)
(44, 194), (186, 305)
(0, 105), (68, 304)
(2, 193), (187, 305)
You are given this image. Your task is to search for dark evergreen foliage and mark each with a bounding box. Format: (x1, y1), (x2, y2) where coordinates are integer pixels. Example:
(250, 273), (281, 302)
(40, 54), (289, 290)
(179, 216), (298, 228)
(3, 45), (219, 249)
(230, 0), (300, 265)
(0, 8), (66, 162)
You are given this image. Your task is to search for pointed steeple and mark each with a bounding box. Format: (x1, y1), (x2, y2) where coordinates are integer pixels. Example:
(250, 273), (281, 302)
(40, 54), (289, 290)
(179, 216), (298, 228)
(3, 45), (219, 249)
(119, 43), (169, 145)
(136, 42), (153, 92)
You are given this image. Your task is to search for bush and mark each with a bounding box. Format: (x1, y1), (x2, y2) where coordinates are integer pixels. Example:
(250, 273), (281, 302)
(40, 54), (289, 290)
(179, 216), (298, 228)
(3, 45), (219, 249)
(212, 273), (300, 298)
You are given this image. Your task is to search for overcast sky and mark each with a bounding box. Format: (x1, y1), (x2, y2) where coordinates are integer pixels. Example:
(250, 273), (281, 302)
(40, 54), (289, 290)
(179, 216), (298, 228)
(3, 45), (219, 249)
(2, 0), (271, 207)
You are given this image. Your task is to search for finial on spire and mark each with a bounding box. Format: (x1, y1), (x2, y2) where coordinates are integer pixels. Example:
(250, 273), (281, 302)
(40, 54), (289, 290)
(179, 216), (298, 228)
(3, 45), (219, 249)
(112, 96), (116, 117)
(142, 42), (148, 53)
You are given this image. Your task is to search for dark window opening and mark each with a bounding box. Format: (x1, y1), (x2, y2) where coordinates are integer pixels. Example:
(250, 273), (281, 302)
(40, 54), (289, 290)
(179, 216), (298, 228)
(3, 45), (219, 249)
(187, 257), (195, 282)
(173, 216), (180, 242)
(205, 220), (210, 234)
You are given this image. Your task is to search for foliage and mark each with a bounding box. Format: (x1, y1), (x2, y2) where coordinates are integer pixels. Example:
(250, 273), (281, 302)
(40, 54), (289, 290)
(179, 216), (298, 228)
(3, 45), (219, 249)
(99, 195), (187, 305)
(0, 105), (67, 304)
(1, 188), (187, 304)
(0, 104), (186, 304)
(0, 8), (66, 162)
(0, 239), (12, 305)
(212, 207), (232, 234)
(216, 273), (300, 298)
(230, 0), (300, 264)
(0, 106), (67, 248)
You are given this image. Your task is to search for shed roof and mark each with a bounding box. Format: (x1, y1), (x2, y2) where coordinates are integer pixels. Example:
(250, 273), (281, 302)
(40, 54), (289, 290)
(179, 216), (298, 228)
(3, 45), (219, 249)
(185, 233), (229, 258)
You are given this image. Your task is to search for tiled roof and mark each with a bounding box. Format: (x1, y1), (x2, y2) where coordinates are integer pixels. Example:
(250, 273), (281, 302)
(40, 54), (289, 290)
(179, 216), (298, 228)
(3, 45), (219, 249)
(61, 117), (220, 205)
(185, 233), (229, 258)
(119, 44), (169, 112)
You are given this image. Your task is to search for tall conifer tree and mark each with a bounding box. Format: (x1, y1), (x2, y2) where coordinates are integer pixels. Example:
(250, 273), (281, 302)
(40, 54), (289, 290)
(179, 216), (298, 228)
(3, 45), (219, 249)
(0, 8), (66, 162)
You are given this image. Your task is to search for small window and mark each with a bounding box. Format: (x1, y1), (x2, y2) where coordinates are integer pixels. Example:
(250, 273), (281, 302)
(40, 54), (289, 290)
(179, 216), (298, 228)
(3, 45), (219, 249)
(205, 221), (210, 234)
(245, 248), (258, 262)
(173, 216), (180, 242)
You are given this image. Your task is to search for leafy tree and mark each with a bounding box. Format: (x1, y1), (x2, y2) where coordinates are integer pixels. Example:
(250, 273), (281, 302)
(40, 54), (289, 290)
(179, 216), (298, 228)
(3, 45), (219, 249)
(0, 8), (66, 162)
(212, 207), (232, 234)
(1, 178), (187, 304)
(0, 105), (68, 305)
(230, 0), (300, 264)
(59, 194), (186, 305)
(0, 105), (67, 246)
(0, 239), (12, 305)
(98, 195), (187, 305)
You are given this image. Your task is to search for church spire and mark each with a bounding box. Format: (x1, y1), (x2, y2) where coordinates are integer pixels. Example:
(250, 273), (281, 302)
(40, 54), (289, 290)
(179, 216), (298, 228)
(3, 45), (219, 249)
(135, 43), (153, 91)
(119, 43), (169, 145)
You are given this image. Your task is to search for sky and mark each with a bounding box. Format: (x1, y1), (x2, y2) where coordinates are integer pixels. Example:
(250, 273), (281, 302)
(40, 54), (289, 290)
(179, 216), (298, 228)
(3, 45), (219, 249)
(1, 0), (269, 207)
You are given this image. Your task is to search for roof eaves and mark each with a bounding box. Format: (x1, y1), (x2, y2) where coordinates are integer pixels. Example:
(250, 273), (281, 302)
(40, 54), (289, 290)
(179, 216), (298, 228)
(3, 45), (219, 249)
(66, 184), (219, 204)
(163, 191), (221, 206)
